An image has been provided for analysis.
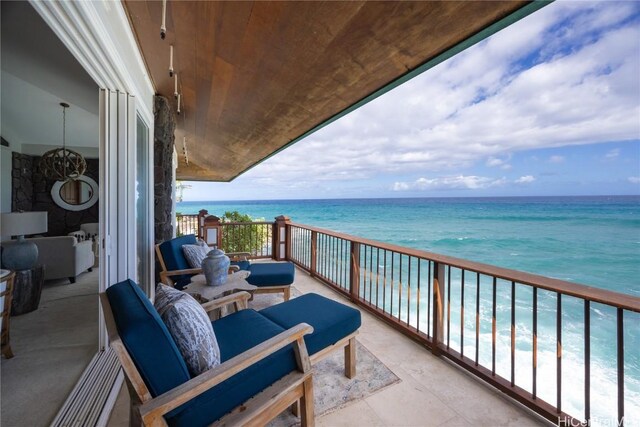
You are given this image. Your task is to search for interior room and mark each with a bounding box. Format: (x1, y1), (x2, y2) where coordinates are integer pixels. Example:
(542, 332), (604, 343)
(0, 2), (102, 425)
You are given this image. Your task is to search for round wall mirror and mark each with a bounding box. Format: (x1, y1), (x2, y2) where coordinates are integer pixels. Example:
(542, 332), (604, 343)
(51, 176), (99, 211)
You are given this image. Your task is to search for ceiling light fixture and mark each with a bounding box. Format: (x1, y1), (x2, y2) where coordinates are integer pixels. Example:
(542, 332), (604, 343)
(160, 0), (167, 39)
(174, 73), (178, 98)
(169, 45), (174, 77)
(40, 103), (87, 182)
(183, 136), (189, 166)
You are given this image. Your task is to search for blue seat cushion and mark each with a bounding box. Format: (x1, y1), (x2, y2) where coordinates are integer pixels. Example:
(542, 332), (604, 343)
(106, 279), (190, 397)
(246, 262), (295, 287)
(158, 235), (198, 289)
(260, 293), (361, 356)
(165, 309), (298, 427)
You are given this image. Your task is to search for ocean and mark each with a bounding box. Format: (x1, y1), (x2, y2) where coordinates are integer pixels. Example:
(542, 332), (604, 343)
(178, 195), (640, 424)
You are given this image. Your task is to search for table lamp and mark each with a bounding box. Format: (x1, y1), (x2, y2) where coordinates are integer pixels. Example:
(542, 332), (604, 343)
(1, 212), (48, 271)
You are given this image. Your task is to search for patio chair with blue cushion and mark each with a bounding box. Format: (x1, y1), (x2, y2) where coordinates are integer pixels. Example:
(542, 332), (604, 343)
(156, 234), (295, 300)
(101, 279), (315, 427)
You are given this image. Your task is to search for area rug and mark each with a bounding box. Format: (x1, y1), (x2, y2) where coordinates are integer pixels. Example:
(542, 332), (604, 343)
(249, 289), (401, 426)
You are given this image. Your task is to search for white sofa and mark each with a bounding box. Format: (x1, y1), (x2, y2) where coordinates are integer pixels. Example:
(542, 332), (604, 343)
(79, 223), (98, 236)
(2, 236), (94, 283)
(68, 223), (99, 268)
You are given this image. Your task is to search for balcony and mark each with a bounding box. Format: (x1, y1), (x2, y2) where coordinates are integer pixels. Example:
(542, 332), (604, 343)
(165, 213), (640, 426)
(108, 262), (545, 426)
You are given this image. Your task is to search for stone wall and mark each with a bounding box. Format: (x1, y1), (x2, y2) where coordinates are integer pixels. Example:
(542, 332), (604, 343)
(11, 152), (99, 236)
(11, 153), (33, 212)
(154, 95), (176, 244)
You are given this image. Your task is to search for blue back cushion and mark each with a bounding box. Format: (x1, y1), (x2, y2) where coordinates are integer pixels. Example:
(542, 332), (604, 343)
(106, 279), (190, 397)
(165, 309), (297, 427)
(260, 293), (361, 355)
(158, 235), (198, 289)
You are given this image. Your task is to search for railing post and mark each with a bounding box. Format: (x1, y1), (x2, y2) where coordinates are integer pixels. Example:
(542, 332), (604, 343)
(197, 209), (208, 239)
(350, 242), (360, 302)
(432, 262), (445, 356)
(273, 215), (291, 261)
(202, 215), (221, 248)
(310, 231), (317, 277)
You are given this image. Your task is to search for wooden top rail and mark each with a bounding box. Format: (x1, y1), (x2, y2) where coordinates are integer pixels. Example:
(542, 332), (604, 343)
(220, 221), (274, 226)
(289, 222), (640, 313)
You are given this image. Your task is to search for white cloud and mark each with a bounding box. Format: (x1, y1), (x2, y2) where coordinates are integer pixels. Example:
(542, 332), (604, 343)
(393, 175), (507, 191)
(629, 176), (640, 184)
(605, 148), (620, 159)
(549, 155), (565, 163)
(486, 157), (504, 167)
(392, 182), (410, 191)
(515, 175), (536, 184)
(486, 156), (513, 170)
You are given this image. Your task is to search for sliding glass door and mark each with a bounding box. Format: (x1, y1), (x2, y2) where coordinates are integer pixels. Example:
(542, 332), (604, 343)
(135, 115), (153, 294)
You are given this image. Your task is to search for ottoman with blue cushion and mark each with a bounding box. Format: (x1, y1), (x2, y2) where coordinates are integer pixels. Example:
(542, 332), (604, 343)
(260, 293), (361, 378)
(232, 260), (296, 300)
(246, 262), (294, 287)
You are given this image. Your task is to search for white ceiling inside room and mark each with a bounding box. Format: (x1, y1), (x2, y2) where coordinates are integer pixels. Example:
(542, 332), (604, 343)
(1, 1), (99, 155)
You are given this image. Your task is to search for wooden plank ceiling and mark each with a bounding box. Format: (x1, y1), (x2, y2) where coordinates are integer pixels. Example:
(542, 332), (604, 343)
(123, 1), (529, 181)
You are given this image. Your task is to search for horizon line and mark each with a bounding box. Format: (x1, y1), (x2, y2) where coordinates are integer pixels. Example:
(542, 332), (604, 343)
(178, 194), (640, 203)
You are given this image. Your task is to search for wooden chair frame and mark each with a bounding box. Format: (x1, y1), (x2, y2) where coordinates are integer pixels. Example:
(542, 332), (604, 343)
(1, 271), (16, 359)
(101, 291), (315, 427)
(310, 332), (358, 379)
(155, 244), (240, 285)
(155, 244), (291, 301)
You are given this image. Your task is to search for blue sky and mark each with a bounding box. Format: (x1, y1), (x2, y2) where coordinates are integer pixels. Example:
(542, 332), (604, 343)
(182, 1), (640, 202)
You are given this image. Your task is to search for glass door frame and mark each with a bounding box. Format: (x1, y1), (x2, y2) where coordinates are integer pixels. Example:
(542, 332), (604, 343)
(30, 1), (157, 423)
(134, 112), (154, 299)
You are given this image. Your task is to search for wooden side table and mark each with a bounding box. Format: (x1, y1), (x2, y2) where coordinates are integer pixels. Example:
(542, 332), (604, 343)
(11, 265), (45, 316)
(186, 272), (256, 301)
(1, 269), (16, 358)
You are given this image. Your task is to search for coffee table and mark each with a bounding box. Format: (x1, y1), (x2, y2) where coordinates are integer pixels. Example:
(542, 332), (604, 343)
(185, 271), (257, 301)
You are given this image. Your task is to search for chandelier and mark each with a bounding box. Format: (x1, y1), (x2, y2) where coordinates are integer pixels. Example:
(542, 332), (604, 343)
(40, 102), (87, 181)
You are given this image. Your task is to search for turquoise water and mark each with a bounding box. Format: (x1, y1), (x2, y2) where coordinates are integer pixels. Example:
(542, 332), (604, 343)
(178, 196), (640, 423)
(179, 196), (639, 295)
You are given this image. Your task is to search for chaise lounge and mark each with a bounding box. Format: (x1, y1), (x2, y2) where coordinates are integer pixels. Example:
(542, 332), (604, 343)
(102, 279), (315, 427)
(156, 234), (296, 300)
(103, 276), (362, 425)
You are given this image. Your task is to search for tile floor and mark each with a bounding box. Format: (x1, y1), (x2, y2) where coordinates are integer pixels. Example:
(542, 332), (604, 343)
(108, 267), (549, 426)
(1, 269), (99, 427)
